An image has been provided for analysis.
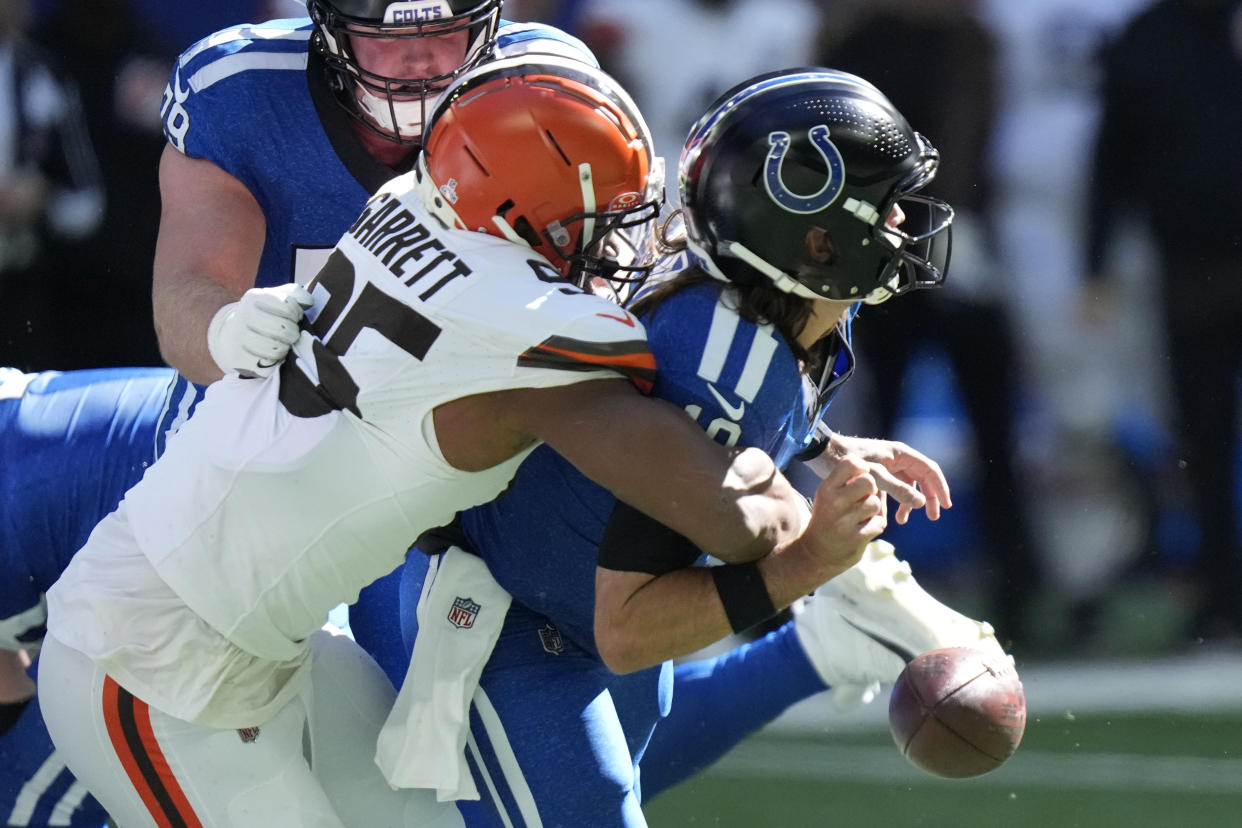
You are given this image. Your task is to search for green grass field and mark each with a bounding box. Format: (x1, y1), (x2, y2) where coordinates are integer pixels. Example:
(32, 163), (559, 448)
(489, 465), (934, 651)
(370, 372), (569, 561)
(645, 709), (1242, 827)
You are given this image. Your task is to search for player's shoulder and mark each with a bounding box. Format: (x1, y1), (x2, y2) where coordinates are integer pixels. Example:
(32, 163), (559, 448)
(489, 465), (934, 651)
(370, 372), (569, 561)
(494, 20), (598, 67)
(451, 231), (644, 339)
(640, 276), (801, 400)
(344, 182), (646, 346)
(640, 278), (731, 361)
(0, 368), (35, 401)
(410, 226), (654, 391)
(171, 17), (312, 98)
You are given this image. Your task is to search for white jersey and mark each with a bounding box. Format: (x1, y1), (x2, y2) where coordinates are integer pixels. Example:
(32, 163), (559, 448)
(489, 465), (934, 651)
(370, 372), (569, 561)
(46, 173), (654, 727)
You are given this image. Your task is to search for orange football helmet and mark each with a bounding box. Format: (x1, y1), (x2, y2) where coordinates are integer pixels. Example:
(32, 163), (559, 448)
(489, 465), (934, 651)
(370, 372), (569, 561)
(414, 54), (663, 287)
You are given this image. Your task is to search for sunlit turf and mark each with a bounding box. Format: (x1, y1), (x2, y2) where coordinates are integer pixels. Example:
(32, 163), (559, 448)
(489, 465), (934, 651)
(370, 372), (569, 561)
(646, 712), (1242, 827)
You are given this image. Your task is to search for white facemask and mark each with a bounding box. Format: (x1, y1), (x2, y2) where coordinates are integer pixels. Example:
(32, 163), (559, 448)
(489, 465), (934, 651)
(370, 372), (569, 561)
(355, 86), (442, 141)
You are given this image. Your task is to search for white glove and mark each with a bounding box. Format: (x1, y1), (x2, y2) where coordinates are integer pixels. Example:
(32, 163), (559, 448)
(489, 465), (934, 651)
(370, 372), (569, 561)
(207, 283), (313, 378)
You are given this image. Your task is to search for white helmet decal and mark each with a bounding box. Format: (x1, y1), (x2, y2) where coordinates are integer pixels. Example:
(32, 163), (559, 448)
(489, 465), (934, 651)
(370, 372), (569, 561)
(382, 0), (452, 24)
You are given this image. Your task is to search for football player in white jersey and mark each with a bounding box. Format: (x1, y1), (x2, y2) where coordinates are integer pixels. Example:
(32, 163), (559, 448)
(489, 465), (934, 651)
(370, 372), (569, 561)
(38, 56), (886, 828)
(151, 0), (613, 683)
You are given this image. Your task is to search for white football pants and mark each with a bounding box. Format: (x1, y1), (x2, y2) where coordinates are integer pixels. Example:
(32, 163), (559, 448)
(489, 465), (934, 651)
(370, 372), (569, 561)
(38, 627), (464, 828)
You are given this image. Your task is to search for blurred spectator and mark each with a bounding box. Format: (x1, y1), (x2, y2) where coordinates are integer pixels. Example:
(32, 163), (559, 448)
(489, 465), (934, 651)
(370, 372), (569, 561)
(575, 0), (821, 184)
(1084, 0), (1242, 641)
(505, 0), (586, 28)
(819, 0), (1042, 648)
(0, 0), (103, 371)
(984, 0), (1156, 439)
(19, 0), (311, 370)
(981, 0), (1159, 651)
(31, 0), (168, 369)
(129, 0), (301, 54)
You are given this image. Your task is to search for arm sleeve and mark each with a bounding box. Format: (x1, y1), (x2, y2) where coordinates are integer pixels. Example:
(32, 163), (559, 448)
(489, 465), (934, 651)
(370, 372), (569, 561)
(596, 499), (704, 575)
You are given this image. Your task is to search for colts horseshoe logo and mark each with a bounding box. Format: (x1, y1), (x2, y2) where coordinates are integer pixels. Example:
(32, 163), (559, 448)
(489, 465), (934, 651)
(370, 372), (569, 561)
(763, 125), (845, 214)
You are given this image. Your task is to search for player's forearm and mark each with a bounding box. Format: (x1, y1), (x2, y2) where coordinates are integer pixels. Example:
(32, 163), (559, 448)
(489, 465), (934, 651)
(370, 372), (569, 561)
(151, 145), (267, 384)
(593, 543), (844, 674)
(539, 390), (804, 562)
(151, 272), (231, 384)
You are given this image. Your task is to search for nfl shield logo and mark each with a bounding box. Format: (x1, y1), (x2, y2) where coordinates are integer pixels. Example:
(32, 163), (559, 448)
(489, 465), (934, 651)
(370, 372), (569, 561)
(538, 623), (564, 656)
(448, 596), (481, 629)
(237, 726), (260, 743)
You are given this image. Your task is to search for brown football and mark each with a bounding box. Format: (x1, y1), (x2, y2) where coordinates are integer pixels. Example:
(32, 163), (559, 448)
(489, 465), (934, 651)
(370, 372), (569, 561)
(888, 646), (1026, 778)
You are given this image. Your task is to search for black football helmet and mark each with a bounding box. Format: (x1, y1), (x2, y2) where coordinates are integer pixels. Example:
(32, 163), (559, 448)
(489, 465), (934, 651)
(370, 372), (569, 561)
(308, 0), (502, 144)
(679, 68), (953, 304)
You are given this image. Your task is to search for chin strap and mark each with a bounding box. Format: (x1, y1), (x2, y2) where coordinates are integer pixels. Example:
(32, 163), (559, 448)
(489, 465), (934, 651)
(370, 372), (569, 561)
(577, 163), (596, 253)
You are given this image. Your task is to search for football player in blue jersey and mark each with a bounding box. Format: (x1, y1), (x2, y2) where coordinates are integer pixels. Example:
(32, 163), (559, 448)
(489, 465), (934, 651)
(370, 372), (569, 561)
(149, 0), (603, 681)
(388, 69), (1010, 827)
(39, 55), (901, 828)
(0, 366), (175, 828)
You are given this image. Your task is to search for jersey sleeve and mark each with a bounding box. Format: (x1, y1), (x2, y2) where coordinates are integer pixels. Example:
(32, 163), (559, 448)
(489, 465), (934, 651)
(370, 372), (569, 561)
(515, 300), (656, 394)
(0, 367), (174, 651)
(160, 21), (312, 189)
(641, 282), (803, 457)
(495, 21), (599, 67)
(431, 233), (657, 395)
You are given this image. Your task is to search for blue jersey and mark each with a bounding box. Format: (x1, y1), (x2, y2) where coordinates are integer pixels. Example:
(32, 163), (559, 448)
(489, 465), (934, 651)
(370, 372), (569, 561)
(153, 17), (598, 447)
(0, 368), (171, 639)
(0, 367), (171, 828)
(460, 279), (833, 654)
(417, 275), (855, 827)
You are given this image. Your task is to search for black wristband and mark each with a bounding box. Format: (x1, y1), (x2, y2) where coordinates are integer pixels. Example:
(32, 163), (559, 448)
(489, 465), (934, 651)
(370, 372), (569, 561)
(711, 562), (777, 633)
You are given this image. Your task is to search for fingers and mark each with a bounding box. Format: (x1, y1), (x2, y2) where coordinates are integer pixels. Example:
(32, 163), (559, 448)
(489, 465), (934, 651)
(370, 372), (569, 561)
(243, 286), (310, 350)
(821, 454), (870, 487)
(888, 442), (951, 507)
(209, 284), (312, 378)
(872, 442), (951, 522)
(803, 459), (887, 579)
(818, 457), (885, 529)
(870, 464), (926, 510)
(250, 286), (312, 322)
(244, 311), (302, 348)
(288, 284), (314, 310)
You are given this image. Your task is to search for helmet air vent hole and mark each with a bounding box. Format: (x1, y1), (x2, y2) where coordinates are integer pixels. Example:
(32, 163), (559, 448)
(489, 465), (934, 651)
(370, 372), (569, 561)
(463, 145), (491, 176)
(512, 215), (542, 249)
(545, 130), (572, 166)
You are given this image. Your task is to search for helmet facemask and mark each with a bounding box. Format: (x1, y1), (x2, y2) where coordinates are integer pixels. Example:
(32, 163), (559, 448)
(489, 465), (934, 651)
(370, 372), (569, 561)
(310, 0), (502, 144)
(557, 157), (665, 299)
(859, 134), (954, 304)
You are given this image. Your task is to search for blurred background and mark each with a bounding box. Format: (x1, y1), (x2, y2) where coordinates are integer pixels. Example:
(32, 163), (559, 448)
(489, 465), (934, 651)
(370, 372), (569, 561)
(3, 0), (1241, 823)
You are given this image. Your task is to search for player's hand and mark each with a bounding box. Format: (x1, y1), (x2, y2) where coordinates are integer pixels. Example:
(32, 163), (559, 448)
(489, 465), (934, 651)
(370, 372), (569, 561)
(819, 434), (951, 525)
(207, 283), (313, 378)
(799, 457), (886, 581)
